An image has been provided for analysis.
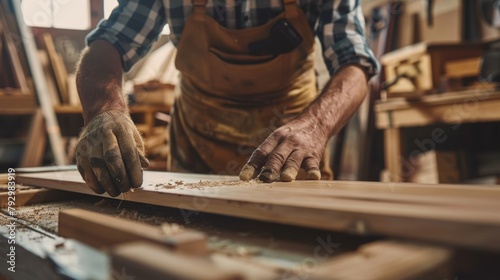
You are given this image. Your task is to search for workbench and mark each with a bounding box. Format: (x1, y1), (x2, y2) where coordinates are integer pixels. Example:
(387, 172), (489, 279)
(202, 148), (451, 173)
(376, 89), (500, 182)
(1, 168), (500, 279)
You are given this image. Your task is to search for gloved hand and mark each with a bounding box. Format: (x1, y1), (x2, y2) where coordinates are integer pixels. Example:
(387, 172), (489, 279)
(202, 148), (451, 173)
(76, 110), (149, 197)
(239, 116), (327, 183)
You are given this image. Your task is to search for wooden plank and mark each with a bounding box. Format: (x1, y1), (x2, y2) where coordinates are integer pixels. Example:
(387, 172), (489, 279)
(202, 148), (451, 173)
(38, 50), (61, 105)
(58, 208), (207, 255)
(0, 5), (29, 93)
(0, 174), (9, 185)
(42, 33), (68, 104)
(384, 128), (403, 182)
(20, 109), (47, 167)
(17, 171), (500, 252)
(110, 242), (241, 280)
(376, 97), (500, 128)
(445, 57), (481, 78)
(375, 89), (500, 113)
(0, 189), (76, 208)
(312, 241), (453, 280)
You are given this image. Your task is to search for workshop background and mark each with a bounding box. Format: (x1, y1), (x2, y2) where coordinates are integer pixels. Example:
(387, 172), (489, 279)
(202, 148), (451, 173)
(1, 0), (500, 279)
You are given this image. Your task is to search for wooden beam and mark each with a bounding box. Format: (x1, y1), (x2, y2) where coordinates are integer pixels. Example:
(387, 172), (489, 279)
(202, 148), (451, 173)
(18, 171), (500, 252)
(312, 241), (453, 280)
(384, 128), (404, 182)
(0, 4), (29, 93)
(0, 189), (76, 208)
(20, 109), (47, 167)
(58, 209), (207, 255)
(110, 242), (241, 280)
(376, 98), (500, 128)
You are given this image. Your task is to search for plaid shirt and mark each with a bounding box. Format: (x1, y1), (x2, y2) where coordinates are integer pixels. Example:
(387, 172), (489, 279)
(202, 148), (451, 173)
(87, 0), (379, 77)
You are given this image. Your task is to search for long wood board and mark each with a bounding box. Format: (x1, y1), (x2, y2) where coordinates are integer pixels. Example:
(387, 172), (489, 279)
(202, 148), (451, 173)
(17, 171), (500, 252)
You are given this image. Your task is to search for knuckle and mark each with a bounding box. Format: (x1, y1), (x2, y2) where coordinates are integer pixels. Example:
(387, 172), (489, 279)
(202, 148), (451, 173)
(252, 148), (268, 159)
(268, 152), (286, 165)
(285, 156), (302, 168)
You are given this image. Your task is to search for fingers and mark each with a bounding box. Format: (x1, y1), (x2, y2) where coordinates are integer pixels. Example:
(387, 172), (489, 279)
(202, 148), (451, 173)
(116, 128), (145, 188)
(139, 152), (150, 168)
(258, 143), (293, 183)
(239, 164), (258, 181)
(239, 135), (279, 181)
(76, 141), (105, 194)
(89, 142), (121, 197)
(302, 157), (321, 180)
(280, 150), (304, 182)
(102, 131), (132, 193)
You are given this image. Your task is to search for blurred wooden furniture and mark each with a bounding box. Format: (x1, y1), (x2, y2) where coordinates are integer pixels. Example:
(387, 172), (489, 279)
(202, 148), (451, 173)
(376, 89), (500, 182)
(53, 105), (171, 137)
(381, 42), (486, 98)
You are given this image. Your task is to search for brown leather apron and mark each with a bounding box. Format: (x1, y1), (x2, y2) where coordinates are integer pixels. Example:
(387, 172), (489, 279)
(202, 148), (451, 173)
(169, 0), (332, 179)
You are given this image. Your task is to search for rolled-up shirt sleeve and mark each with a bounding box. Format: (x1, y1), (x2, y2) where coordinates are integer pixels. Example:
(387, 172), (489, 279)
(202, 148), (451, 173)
(86, 0), (166, 72)
(316, 0), (379, 78)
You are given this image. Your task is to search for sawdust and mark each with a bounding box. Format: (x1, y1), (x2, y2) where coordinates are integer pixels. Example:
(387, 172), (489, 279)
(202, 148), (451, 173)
(115, 208), (174, 225)
(148, 179), (263, 191)
(183, 179), (263, 189)
(160, 222), (184, 235)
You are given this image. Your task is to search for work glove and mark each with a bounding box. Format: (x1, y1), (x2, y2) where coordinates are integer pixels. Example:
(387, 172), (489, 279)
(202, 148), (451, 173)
(76, 110), (149, 197)
(239, 116), (326, 183)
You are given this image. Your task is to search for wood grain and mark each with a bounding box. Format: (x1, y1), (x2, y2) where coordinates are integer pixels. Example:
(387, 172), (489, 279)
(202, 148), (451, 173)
(312, 241), (453, 280)
(18, 170), (500, 252)
(111, 241), (241, 280)
(59, 208), (207, 255)
(0, 189), (76, 208)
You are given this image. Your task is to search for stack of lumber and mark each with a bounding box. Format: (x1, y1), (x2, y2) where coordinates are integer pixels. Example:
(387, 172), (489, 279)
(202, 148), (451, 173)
(17, 170), (500, 253)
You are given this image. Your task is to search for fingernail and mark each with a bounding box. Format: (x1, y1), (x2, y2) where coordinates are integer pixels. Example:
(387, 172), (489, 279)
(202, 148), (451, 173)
(280, 168), (298, 182)
(239, 165), (257, 181)
(259, 168), (278, 183)
(306, 169), (321, 180)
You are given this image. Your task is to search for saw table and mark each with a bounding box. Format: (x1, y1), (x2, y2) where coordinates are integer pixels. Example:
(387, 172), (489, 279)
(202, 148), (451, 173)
(1, 168), (500, 279)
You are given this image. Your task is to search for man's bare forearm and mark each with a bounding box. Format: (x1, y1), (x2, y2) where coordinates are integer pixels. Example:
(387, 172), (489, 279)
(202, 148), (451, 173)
(76, 40), (127, 124)
(302, 65), (369, 138)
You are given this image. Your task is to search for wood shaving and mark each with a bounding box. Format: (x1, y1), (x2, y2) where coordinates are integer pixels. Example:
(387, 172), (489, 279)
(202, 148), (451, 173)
(184, 179), (262, 189)
(160, 223), (184, 235)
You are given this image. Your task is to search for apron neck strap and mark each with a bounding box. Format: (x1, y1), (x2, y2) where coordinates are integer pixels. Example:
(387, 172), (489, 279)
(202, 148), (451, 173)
(283, 0), (299, 16)
(193, 0), (206, 14)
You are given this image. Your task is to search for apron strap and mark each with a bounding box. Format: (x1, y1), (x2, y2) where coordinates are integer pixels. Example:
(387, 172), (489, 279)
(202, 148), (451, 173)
(283, 0), (299, 17)
(193, 0), (207, 14)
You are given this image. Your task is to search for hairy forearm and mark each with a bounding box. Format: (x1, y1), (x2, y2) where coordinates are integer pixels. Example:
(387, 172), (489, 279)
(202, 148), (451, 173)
(302, 65), (369, 139)
(76, 40), (127, 124)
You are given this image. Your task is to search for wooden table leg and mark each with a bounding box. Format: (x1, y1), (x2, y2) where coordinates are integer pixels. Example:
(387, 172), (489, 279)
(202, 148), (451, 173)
(384, 128), (404, 182)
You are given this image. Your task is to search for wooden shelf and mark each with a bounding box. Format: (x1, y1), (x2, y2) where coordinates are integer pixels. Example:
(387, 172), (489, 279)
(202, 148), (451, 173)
(375, 89), (500, 128)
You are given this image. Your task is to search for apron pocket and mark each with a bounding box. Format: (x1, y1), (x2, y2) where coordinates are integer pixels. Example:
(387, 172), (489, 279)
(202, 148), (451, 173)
(208, 47), (288, 95)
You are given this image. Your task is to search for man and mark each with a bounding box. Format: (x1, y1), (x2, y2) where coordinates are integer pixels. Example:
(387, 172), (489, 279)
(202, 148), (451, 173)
(75, 0), (378, 197)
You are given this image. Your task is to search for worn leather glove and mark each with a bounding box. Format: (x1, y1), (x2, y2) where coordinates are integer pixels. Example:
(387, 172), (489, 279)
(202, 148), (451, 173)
(76, 110), (149, 197)
(239, 116), (327, 183)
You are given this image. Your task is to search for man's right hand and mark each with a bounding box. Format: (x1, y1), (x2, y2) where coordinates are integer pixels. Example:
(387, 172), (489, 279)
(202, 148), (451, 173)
(76, 110), (150, 197)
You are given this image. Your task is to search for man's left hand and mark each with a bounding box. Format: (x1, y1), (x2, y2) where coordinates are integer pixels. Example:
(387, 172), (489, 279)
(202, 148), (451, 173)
(239, 116), (328, 182)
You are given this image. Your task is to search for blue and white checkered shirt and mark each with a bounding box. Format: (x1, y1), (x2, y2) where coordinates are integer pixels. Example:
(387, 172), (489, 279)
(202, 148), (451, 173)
(87, 0), (379, 77)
